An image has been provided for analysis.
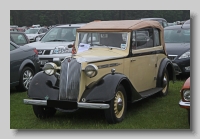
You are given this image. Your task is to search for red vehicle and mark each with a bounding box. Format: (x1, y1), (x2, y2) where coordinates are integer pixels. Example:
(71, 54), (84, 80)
(179, 77), (190, 125)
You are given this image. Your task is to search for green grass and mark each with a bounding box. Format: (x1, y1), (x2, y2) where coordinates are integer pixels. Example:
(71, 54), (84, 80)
(10, 80), (190, 129)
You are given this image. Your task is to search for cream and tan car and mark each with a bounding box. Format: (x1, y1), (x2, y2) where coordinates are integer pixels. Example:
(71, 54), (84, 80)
(23, 20), (176, 124)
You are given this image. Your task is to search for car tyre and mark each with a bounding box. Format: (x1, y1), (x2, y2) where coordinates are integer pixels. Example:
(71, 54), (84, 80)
(158, 69), (169, 96)
(33, 105), (57, 119)
(104, 85), (127, 124)
(17, 66), (34, 91)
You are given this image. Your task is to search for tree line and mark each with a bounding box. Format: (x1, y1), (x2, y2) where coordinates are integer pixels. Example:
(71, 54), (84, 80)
(10, 10), (190, 27)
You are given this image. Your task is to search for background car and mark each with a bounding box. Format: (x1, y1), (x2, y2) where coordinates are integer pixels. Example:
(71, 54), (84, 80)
(25, 23), (86, 69)
(10, 31), (30, 46)
(164, 24), (190, 76)
(10, 41), (40, 91)
(140, 18), (168, 28)
(179, 77), (190, 125)
(184, 19), (190, 25)
(25, 27), (48, 42)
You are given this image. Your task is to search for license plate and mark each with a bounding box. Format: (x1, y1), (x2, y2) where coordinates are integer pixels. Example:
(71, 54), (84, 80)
(40, 60), (48, 65)
(185, 66), (190, 71)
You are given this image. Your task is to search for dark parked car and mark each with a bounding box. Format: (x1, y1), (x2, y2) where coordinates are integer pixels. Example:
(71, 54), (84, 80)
(10, 31), (30, 46)
(10, 41), (40, 91)
(164, 24), (190, 75)
(141, 18), (168, 28)
(179, 77), (190, 125)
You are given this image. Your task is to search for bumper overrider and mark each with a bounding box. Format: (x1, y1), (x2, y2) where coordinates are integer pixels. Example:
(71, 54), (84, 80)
(179, 99), (190, 109)
(23, 58), (110, 110)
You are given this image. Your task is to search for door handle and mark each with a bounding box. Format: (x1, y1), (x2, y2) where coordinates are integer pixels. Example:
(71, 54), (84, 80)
(131, 58), (136, 62)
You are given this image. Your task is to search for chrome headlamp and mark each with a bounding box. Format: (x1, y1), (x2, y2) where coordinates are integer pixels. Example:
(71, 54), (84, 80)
(183, 90), (190, 101)
(53, 46), (70, 54)
(43, 62), (59, 75)
(84, 64), (98, 78)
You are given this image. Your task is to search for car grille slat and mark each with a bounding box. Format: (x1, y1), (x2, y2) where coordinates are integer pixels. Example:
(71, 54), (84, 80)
(37, 49), (51, 55)
(168, 55), (177, 61)
(59, 58), (81, 100)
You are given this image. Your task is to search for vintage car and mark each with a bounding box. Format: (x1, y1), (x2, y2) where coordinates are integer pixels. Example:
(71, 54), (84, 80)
(23, 20), (176, 124)
(179, 77), (190, 125)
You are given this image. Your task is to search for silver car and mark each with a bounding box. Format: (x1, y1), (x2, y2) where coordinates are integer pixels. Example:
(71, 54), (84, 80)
(25, 23), (86, 69)
(25, 27), (48, 42)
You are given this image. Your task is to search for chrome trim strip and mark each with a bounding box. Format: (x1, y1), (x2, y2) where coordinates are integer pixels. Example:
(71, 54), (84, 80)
(179, 100), (190, 107)
(66, 61), (70, 99)
(23, 99), (47, 106)
(78, 102), (110, 109)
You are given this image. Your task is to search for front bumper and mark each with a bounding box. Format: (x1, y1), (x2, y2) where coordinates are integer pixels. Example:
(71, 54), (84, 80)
(23, 99), (110, 109)
(172, 58), (190, 75)
(179, 99), (190, 109)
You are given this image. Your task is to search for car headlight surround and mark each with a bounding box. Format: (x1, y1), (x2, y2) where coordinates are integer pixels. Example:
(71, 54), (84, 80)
(183, 89), (190, 101)
(178, 50), (190, 59)
(84, 64), (98, 78)
(53, 46), (70, 54)
(43, 62), (58, 75)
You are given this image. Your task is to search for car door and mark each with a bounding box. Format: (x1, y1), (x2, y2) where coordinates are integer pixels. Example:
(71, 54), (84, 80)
(129, 28), (157, 92)
(10, 43), (24, 84)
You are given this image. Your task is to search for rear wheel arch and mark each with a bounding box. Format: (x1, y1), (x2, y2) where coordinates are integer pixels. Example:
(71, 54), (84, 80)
(157, 58), (175, 87)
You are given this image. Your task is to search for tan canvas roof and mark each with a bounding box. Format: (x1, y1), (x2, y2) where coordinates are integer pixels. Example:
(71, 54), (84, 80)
(77, 20), (166, 55)
(77, 20), (163, 31)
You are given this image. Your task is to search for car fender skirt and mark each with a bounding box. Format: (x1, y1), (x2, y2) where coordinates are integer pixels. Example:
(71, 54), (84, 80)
(81, 73), (142, 103)
(27, 71), (59, 100)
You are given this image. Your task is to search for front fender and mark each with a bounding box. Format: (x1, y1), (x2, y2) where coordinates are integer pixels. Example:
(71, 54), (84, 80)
(27, 71), (59, 100)
(80, 73), (142, 103)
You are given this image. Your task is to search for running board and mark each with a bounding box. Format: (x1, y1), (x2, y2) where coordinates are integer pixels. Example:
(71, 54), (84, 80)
(139, 87), (163, 98)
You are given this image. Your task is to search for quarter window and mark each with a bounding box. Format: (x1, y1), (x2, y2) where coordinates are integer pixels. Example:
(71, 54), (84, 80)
(131, 28), (153, 50)
(10, 44), (16, 51)
(154, 29), (161, 46)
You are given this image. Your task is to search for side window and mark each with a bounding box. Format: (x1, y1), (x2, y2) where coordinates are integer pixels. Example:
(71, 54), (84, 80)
(154, 29), (161, 46)
(39, 29), (43, 34)
(131, 28), (153, 50)
(10, 44), (16, 51)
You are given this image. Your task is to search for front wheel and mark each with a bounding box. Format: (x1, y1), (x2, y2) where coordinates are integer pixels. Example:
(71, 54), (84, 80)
(158, 69), (169, 96)
(33, 105), (57, 119)
(104, 85), (127, 124)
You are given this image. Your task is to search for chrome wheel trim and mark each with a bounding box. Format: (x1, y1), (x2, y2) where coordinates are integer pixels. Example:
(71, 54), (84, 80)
(114, 91), (125, 118)
(23, 69), (33, 89)
(162, 72), (168, 93)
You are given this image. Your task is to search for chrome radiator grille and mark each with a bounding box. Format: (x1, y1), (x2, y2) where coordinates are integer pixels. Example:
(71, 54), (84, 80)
(59, 58), (81, 100)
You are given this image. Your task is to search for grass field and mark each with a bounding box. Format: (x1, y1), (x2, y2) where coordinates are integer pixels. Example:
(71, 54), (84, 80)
(10, 80), (190, 129)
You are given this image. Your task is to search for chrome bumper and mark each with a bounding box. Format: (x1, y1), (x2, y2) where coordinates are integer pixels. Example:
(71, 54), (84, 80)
(23, 99), (110, 109)
(179, 100), (190, 107)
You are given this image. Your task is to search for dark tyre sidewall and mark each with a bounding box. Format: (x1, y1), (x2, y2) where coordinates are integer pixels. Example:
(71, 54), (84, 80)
(104, 85), (127, 124)
(32, 105), (56, 119)
(18, 66), (34, 91)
